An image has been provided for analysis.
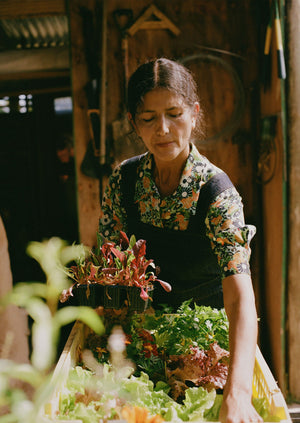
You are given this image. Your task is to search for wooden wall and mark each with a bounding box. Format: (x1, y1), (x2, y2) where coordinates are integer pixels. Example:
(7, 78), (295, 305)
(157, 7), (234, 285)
(69, 0), (262, 254)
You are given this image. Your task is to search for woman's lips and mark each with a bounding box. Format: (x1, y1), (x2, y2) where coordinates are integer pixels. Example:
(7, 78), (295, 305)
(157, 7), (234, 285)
(156, 141), (174, 148)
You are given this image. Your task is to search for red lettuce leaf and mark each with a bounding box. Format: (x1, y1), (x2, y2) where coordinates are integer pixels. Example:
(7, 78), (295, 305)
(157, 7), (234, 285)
(166, 342), (229, 399)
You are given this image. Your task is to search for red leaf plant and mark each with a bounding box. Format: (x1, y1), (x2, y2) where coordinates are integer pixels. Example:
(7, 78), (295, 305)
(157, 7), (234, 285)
(60, 231), (172, 303)
(166, 342), (229, 400)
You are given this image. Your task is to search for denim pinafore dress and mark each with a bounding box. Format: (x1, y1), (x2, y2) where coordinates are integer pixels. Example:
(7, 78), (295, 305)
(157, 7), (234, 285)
(121, 155), (234, 311)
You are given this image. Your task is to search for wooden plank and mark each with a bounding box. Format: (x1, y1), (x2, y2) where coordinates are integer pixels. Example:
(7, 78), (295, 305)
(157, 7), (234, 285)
(0, 47), (69, 76)
(0, 70), (69, 81)
(259, 29), (286, 392)
(0, 83), (70, 96)
(287, 0), (300, 401)
(69, 0), (100, 247)
(43, 321), (85, 419)
(0, 0), (66, 19)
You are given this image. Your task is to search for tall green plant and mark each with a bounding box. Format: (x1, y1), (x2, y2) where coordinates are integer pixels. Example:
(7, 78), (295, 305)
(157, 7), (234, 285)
(0, 237), (105, 423)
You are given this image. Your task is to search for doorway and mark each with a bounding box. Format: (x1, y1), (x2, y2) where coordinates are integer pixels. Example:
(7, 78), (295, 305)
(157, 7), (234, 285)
(0, 92), (79, 284)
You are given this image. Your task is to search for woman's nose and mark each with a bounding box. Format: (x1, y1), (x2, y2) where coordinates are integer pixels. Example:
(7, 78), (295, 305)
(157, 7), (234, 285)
(156, 115), (169, 135)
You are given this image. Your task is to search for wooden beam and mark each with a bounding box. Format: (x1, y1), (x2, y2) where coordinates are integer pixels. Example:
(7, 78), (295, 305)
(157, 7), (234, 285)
(287, 0), (300, 401)
(0, 84), (70, 96)
(69, 0), (100, 248)
(0, 47), (70, 77)
(0, 0), (66, 19)
(0, 69), (69, 81)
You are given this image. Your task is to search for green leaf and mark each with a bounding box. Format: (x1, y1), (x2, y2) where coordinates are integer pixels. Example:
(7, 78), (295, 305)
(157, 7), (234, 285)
(54, 306), (104, 336)
(0, 360), (43, 387)
(182, 387), (216, 420)
(60, 243), (89, 266)
(0, 283), (49, 308)
(27, 299), (55, 371)
(204, 394), (223, 421)
(26, 238), (71, 294)
(129, 234), (136, 249)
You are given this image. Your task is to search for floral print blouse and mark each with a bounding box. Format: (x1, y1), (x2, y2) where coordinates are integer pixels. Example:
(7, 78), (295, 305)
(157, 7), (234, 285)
(99, 143), (256, 280)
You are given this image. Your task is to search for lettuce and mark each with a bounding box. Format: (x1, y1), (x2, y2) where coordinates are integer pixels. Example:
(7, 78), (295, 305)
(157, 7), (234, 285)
(121, 373), (217, 421)
(58, 367), (219, 422)
(58, 365), (278, 422)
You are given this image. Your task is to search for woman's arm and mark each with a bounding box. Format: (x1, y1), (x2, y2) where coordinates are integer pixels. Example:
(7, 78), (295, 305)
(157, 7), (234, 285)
(219, 273), (263, 423)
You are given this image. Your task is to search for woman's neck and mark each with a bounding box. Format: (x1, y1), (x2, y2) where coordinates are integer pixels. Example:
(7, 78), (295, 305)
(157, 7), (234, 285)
(153, 156), (187, 198)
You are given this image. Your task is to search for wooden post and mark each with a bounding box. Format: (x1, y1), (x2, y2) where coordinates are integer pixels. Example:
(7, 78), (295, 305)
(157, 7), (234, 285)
(259, 0), (287, 394)
(287, 0), (300, 401)
(68, 0), (99, 247)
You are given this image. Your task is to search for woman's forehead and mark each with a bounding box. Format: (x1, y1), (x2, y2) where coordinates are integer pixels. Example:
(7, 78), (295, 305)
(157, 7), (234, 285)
(138, 88), (186, 112)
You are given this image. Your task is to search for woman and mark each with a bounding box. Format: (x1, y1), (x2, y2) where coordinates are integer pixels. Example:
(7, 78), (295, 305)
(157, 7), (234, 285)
(99, 58), (262, 423)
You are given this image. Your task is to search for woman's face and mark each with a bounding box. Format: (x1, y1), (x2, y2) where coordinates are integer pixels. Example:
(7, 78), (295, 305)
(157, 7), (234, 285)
(130, 88), (199, 165)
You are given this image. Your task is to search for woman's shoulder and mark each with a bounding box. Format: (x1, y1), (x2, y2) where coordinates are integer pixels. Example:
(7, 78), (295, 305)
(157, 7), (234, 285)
(189, 144), (225, 183)
(118, 152), (150, 172)
(108, 152), (151, 190)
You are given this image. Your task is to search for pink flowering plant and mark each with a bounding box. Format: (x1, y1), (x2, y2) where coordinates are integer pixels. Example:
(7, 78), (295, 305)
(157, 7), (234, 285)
(60, 231), (171, 304)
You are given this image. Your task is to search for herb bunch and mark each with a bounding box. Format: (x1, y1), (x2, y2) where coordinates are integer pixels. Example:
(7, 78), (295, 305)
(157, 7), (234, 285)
(131, 301), (229, 355)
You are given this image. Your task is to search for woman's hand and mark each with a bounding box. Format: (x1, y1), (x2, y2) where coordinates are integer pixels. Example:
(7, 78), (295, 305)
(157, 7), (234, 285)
(219, 387), (263, 423)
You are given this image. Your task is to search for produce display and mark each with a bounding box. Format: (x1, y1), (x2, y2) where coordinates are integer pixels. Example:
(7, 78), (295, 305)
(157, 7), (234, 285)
(55, 303), (275, 423)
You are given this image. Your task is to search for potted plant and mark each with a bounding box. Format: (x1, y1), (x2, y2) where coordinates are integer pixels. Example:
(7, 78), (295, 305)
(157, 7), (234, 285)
(60, 231), (172, 312)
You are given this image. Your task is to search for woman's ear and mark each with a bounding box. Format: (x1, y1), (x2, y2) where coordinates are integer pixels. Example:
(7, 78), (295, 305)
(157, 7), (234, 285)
(192, 102), (200, 129)
(127, 112), (135, 127)
(127, 112), (133, 123)
(194, 102), (200, 114)
(128, 112), (139, 134)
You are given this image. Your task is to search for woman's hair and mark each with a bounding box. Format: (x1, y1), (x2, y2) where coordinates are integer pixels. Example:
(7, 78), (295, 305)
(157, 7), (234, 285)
(127, 58), (199, 119)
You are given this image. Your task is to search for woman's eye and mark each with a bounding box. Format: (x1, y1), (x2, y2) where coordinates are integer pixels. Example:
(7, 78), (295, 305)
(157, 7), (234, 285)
(169, 112), (182, 118)
(142, 117), (154, 122)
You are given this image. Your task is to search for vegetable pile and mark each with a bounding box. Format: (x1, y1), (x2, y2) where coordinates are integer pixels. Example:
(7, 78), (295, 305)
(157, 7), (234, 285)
(123, 302), (230, 399)
(59, 365), (223, 423)
(56, 303), (278, 422)
(57, 303), (231, 422)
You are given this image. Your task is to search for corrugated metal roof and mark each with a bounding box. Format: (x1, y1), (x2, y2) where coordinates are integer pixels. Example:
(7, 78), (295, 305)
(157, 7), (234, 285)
(0, 15), (69, 50)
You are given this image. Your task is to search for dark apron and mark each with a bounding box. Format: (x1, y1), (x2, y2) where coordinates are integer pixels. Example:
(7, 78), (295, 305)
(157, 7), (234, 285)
(121, 155), (234, 311)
